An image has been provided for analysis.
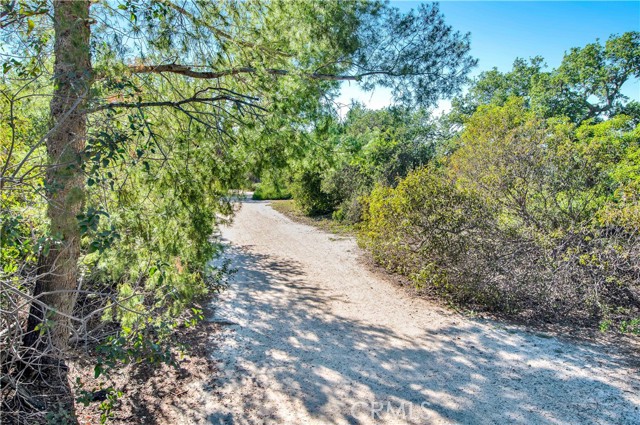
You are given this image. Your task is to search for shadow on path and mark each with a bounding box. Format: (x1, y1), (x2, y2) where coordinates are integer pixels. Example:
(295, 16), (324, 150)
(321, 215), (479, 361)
(206, 245), (640, 424)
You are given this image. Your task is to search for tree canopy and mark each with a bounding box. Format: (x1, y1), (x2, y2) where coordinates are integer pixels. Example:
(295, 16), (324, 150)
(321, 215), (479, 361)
(451, 32), (640, 123)
(1, 1), (476, 422)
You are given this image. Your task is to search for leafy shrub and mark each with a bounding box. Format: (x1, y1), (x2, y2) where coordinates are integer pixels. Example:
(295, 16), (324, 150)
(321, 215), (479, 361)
(323, 163), (371, 223)
(362, 166), (639, 325)
(252, 182), (292, 200)
(290, 169), (337, 216)
(361, 101), (640, 329)
(544, 225), (640, 323)
(360, 167), (525, 309)
(292, 106), (442, 222)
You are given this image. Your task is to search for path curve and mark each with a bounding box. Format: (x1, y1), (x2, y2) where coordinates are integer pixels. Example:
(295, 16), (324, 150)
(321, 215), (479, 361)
(203, 200), (639, 424)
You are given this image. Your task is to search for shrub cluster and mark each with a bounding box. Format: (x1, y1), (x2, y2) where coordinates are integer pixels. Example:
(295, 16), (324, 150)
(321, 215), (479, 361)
(290, 105), (439, 221)
(360, 99), (639, 329)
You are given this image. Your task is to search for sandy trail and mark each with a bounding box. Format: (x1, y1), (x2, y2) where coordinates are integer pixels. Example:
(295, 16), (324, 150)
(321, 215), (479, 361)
(201, 200), (639, 424)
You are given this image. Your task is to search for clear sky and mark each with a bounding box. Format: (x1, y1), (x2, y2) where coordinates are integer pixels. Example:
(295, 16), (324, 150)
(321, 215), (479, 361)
(337, 1), (640, 114)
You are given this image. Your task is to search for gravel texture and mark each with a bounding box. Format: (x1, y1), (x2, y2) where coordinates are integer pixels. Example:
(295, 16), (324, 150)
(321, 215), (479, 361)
(202, 200), (640, 425)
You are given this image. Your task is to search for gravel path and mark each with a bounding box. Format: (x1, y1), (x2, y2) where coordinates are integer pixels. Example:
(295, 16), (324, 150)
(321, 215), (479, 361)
(203, 200), (639, 424)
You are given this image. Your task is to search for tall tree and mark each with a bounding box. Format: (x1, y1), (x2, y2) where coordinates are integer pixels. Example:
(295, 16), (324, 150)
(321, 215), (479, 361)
(2, 0), (475, 418)
(23, 0), (92, 352)
(451, 32), (640, 123)
(534, 31), (640, 121)
(451, 56), (546, 118)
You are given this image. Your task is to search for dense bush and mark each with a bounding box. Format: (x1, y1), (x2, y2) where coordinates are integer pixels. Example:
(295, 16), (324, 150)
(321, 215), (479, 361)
(361, 99), (640, 329)
(252, 171), (292, 200)
(290, 168), (337, 215)
(360, 167), (523, 308)
(290, 105), (441, 222)
(322, 163), (371, 222)
(362, 169), (639, 327)
(252, 183), (292, 200)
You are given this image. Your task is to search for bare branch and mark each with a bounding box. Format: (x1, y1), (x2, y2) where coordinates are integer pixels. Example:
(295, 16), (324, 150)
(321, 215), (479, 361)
(127, 63), (364, 81)
(88, 93), (264, 113)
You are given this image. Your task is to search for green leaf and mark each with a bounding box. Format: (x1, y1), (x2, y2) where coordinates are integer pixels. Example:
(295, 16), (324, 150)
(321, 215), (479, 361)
(94, 363), (103, 379)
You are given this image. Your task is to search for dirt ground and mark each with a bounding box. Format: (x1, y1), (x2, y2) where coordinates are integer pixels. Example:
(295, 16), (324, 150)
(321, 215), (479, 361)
(76, 199), (639, 424)
(205, 200), (639, 424)
(72, 313), (223, 425)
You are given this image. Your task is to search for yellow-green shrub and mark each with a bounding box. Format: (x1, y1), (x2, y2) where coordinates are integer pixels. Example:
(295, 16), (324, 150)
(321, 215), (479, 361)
(360, 100), (639, 329)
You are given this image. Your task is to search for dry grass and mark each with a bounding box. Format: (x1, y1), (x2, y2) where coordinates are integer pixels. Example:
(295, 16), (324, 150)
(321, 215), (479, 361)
(269, 200), (355, 236)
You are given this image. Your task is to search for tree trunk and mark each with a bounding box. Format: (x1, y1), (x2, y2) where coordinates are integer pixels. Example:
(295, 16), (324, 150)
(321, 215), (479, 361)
(24, 0), (92, 355)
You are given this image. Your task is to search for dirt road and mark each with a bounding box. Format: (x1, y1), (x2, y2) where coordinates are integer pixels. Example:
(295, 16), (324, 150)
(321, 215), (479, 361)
(202, 200), (639, 424)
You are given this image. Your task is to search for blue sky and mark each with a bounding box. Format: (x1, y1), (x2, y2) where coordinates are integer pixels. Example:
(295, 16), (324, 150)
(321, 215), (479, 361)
(337, 1), (640, 114)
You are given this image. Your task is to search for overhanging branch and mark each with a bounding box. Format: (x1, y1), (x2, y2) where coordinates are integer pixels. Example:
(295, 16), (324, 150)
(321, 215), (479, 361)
(127, 64), (395, 81)
(156, 0), (290, 57)
(88, 93), (264, 113)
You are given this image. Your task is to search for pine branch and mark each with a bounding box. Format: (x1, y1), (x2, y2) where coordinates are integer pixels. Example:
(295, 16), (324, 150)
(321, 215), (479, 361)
(128, 63), (365, 81)
(88, 93), (264, 113)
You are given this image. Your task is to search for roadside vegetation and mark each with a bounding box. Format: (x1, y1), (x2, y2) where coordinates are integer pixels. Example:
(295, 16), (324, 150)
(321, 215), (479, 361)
(252, 171), (292, 200)
(270, 200), (354, 236)
(268, 32), (640, 334)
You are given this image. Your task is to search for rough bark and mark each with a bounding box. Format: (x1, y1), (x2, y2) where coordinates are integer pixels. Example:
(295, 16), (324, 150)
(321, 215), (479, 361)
(24, 0), (92, 355)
